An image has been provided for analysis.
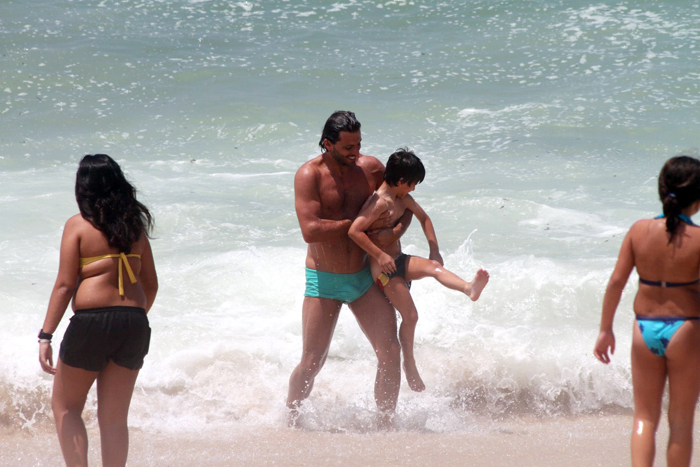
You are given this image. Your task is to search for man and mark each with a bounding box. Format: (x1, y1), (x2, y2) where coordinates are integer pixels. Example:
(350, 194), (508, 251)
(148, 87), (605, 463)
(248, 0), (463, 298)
(287, 111), (410, 425)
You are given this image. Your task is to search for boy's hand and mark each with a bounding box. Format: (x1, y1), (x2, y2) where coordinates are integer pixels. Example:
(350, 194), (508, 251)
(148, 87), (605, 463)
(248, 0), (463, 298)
(378, 253), (396, 275)
(429, 250), (444, 266)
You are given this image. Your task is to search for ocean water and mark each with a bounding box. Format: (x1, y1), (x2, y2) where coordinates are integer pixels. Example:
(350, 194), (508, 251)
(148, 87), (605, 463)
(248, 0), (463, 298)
(1, 0), (699, 437)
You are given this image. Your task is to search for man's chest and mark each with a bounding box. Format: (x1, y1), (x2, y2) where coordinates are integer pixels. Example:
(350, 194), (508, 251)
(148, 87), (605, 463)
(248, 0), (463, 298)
(318, 173), (373, 217)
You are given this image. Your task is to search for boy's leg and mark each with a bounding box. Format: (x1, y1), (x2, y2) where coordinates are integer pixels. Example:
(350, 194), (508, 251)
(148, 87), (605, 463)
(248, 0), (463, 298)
(382, 279), (425, 392)
(404, 256), (489, 301)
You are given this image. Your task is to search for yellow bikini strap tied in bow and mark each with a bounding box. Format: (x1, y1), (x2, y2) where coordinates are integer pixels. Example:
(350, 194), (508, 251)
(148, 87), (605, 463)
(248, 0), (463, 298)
(118, 252), (138, 296)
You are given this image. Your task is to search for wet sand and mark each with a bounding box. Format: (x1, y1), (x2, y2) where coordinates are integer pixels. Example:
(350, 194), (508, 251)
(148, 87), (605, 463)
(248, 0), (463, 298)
(2, 414), (680, 466)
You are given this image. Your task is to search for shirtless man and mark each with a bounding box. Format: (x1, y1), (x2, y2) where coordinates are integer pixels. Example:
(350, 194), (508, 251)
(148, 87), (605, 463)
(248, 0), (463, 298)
(286, 111), (410, 426)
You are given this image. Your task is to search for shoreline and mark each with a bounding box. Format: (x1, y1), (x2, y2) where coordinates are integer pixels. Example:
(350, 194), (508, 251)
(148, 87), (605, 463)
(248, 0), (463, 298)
(0, 414), (670, 466)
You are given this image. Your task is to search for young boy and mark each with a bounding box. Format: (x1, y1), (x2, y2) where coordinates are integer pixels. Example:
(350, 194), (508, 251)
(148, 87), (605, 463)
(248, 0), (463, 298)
(349, 148), (489, 392)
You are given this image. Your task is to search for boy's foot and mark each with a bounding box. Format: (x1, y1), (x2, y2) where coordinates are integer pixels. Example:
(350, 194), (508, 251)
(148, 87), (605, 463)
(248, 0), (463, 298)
(403, 359), (426, 392)
(287, 406), (301, 428)
(377, 410), (396, 431)
(467, 269), (489, 301)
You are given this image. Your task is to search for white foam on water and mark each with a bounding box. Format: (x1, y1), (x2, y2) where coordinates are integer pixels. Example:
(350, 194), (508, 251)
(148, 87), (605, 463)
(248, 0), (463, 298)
(2, 0), (699, 438)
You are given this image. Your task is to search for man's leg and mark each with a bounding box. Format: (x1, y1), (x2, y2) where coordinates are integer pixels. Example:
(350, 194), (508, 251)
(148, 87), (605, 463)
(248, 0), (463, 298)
(287, 296), (342, 417)
(348, 284), (401, 421)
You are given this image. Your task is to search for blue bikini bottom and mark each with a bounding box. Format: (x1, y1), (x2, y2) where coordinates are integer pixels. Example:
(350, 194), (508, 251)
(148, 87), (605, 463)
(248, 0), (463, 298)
(636, 316), (700, 357)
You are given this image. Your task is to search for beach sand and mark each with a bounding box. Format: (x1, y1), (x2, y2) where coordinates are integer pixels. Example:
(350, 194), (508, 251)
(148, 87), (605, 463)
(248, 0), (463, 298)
(5, 413), (697, 466)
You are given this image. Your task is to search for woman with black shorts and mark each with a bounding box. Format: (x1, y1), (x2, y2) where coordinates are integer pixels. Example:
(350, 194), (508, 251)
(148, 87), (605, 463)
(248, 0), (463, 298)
(38, 154), (158, 467)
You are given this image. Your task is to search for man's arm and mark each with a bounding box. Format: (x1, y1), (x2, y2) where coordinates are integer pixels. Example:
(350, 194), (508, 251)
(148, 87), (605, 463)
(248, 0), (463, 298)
(367, 207), (413, 249)
(403, 195), (443, 265)
(294, 164), (352, 244)
(348, 196), (396, 274)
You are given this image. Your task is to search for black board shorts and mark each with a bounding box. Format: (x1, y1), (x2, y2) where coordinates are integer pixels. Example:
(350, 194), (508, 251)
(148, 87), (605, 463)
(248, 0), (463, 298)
(59, 306), (151, 371)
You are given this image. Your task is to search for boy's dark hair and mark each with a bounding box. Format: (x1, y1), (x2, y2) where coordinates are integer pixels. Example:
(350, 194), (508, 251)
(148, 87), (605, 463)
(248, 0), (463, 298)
(384, 148), (425, 187)
(318, 110), (361, 152)
(658, 154), (700, 241)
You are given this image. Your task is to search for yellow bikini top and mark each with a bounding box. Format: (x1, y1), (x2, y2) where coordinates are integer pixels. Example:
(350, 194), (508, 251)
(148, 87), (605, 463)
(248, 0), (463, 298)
(79, 253), (141, 296)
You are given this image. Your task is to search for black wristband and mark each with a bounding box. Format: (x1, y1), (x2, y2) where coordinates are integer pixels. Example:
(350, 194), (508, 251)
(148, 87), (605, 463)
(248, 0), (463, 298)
(38, 329), (53, 341)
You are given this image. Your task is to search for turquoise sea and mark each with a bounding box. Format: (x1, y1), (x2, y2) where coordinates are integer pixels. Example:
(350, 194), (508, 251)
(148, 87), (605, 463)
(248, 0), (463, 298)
(1, 0), (699, 446)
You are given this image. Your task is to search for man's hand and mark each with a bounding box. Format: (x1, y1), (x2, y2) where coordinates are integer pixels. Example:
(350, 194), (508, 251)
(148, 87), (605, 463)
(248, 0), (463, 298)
(367, 228), (395, 249)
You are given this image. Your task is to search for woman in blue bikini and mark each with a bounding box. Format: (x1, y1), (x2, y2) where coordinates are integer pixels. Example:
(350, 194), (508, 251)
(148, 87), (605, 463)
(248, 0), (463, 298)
(38, 154), (158, 467)
(594, 155), (700, 467)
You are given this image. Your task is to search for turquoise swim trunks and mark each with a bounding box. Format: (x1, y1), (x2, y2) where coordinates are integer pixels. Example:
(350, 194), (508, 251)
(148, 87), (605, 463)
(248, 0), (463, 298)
(304, 266), (374, 303)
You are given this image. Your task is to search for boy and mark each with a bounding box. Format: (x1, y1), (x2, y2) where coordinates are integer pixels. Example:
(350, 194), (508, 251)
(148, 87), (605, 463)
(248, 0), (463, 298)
(349, 148), (489, 392)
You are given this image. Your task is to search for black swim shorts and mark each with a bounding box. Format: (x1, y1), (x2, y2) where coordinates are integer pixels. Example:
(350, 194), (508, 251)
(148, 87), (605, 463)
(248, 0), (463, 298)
(59, 306), (151, 371)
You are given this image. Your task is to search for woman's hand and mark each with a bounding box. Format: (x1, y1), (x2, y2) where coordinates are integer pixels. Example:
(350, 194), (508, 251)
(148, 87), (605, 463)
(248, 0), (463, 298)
(39, 342), (56, 375)
(594, 329), (615, 364)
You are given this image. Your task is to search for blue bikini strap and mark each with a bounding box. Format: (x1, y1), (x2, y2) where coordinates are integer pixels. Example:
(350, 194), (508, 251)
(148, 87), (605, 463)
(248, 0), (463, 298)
(655, 214), (695, 226)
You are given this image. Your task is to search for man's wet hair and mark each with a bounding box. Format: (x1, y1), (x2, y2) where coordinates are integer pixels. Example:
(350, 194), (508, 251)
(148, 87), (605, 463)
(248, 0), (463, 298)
(319, 110), (361, 152)
(384, 148), (425, 187)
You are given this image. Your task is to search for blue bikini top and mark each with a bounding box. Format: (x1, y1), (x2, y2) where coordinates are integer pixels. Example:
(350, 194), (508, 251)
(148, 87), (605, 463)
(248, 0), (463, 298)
(639, 214), (699, 287)
(653, 213), (695, 226)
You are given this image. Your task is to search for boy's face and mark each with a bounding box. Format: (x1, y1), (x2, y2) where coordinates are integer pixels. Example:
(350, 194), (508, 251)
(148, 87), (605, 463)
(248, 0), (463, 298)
(396, 181), (417, 198)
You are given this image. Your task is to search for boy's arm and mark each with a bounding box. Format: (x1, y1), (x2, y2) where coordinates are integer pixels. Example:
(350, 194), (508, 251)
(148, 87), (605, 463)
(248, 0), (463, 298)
(403, 195), (443, 265)
(348, 196), (397, 274)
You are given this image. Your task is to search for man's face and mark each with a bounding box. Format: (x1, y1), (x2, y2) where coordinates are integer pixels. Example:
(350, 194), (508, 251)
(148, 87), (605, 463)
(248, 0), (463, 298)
(326, 131), (361, 166)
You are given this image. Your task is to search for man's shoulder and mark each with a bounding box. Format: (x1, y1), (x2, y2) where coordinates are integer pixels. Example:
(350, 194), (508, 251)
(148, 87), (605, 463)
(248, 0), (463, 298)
(358, 154), (383, 170)
(296, 155), (324, 178)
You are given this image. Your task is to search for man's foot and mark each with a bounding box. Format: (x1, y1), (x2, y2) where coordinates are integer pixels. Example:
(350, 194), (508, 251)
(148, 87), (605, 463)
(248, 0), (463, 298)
(403, 359), (426, 392)
(467, 269), (489, 301)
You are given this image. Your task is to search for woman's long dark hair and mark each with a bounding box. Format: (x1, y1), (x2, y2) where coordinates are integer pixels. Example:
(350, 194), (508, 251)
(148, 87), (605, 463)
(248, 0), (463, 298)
(658, 155), (700, 241)
(75, 154), (153, 252)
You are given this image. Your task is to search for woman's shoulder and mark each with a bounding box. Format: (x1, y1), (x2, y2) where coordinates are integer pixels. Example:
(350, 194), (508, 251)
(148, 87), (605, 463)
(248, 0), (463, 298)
(630, 217), (654, 228)
(65, 213), (89, 230)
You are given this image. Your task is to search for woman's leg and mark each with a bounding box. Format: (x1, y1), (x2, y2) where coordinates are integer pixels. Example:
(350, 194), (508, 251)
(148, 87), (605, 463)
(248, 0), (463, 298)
(630, 322), (667, 467)
(404, 256), (489, 301)
(52, 359), (99, 467)
(96, 361), (140, 467)
(664, 320), (700, 467)
(382, 278), (425, 392)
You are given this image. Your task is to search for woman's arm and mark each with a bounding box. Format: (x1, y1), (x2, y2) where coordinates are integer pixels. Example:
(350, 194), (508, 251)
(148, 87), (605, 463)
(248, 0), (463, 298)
(594, 227), (635, 364)
(39, 217), (81, 375)
(139, 237), (158, 312)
